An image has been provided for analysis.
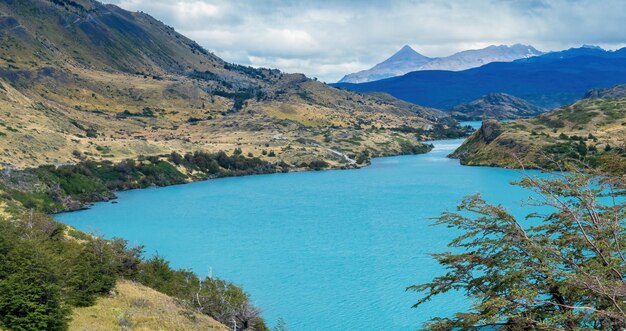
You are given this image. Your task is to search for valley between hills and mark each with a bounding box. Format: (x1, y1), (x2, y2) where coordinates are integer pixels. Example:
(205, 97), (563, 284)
(0, 1), (469, 330)
(0, 0), (625, 330)
(0, 0), (460, 171)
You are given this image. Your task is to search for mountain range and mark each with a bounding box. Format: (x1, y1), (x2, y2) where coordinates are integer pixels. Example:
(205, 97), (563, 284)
(0, 0), (474, 329)
(337, 44), (543, 83)
(0, 0), (460, 170)
(335, 46), (626, 109)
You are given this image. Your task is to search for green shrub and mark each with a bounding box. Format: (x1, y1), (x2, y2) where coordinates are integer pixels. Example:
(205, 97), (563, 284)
(65, 240), (118, 307)
(0, 224), (69, 330)
(399, 140), (433, 155)
(0, 186), (269, 331)
(308, 160), (329, 170)
(356, 150), (370, 164)
(9, 190), (61, 213)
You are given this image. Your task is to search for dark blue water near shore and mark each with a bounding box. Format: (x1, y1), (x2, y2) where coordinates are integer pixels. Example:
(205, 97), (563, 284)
(57, 125), (539, 330)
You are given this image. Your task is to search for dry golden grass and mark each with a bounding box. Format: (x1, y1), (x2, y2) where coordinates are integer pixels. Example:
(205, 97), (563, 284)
(0, 66), (433, 170)
(0, 0), (445, 171)
(0, 201), (10, 220)
(70, 280), (228, 331)
(453, 97), (626, 168)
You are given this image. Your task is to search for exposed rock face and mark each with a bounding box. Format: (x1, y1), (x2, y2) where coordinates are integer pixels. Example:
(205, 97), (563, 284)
(451, 93), (546, 120)
(333, 46), (626, 110)
(584, 84), (626, 99)
(419, 44), (542, 71)
(450, 87), (626, 172)
(480, 120), (503, 143)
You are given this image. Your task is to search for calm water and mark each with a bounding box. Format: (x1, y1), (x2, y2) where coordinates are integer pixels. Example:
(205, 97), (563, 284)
(57, 123), (539, 330)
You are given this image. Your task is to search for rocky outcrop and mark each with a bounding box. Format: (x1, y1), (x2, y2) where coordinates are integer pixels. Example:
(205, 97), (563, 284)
(449, 120), (530, 168)
(338, 45), (432, 83)
(451, 93), (546, 120)
(450, 90), (626, 171)
(479, 120), (503, 143)
(584, 84), (626, 99)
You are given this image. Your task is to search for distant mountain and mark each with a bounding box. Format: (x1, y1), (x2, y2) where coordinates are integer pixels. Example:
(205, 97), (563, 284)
(420, 44), (542, 71)
(584, 84), (626, 99)
(338, 45), (432, 83)
(337, 44), (542, 83)
(334, 46), (626, 109)
(516, 44), (610, 63)
(450, 93), (546, 120)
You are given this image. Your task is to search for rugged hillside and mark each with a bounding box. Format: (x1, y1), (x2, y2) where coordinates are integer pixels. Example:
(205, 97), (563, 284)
(337, 44), (542, 83)
(70, 280), (228, 331)
(0, 0), (460, 170)
(0, 170), (265, 331)
(335, 46), (626, 109)
(451, 85), (626, 172)
(450, 93), (546, 120)
(0, 2), (470, 330)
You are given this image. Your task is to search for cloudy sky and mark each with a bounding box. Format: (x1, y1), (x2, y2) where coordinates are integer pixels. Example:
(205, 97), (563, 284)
(103, 0), (626, 82)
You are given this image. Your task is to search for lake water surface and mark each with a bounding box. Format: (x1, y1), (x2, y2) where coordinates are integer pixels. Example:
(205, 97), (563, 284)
(57, 123), (540, 330)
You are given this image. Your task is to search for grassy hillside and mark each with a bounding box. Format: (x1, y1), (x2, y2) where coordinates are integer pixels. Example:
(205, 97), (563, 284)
(0, 189), (266, 331)
(0, 1), (468, 330)
(70, 280), (228, 331)
(451, 85), (626, 173)
(0, 0), (464, 170)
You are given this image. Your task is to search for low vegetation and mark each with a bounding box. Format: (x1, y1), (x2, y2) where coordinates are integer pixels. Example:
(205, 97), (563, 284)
(1, 150), (278, 212)
(392, 122), (475, 140)
(451, 89), (626, 173)
(70, 280), (228, 331)
(0, 0), (460, 171)
(450, 92), (546, 121)
(0, 199), (266, 330)
(0, 151), (278, 330)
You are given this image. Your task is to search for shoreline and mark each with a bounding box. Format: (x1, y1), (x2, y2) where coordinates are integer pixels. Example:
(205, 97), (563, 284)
(51, 136), (489, 330)
(53, 138), (467, 215)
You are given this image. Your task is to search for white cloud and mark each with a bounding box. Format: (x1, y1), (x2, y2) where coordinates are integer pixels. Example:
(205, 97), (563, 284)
(174, 1), (219, 20)
(102, 0), (626, 82)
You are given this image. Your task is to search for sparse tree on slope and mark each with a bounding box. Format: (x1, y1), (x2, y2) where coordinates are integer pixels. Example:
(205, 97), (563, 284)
(411, 171), (626, 330)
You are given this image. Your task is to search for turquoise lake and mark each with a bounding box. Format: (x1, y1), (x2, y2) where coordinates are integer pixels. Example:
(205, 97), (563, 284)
(57, 124), (540, 330)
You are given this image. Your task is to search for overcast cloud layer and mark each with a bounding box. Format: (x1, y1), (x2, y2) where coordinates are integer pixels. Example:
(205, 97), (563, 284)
(103, 0), (626, 82)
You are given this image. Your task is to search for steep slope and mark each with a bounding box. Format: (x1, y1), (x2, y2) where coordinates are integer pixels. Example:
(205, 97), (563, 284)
(451, 85), (626, 172)
(335, 47), (626, 109)
(0, 191), (260, 331)
(0, 0), (459, 170)
(338, 45), (432, 83)
(0, 0), (229, 75)
(337, 44), (542, 83)
(450, 93), (546, 120)
(70, 280), (228, 331)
